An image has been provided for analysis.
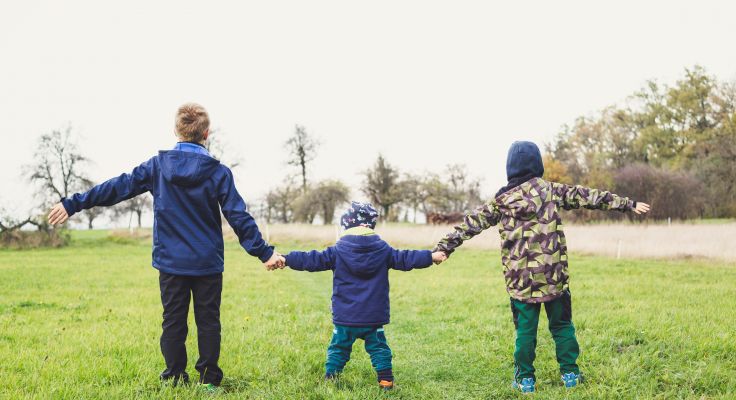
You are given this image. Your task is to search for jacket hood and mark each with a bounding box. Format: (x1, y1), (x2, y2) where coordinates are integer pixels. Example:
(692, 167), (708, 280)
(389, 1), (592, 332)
(506, 141), (544, 181)
(159, 150), (220, 187)
(335, 235), (391, 278)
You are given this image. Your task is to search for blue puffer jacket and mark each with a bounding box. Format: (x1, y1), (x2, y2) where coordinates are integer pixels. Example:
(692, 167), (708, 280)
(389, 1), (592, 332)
(285, 228), (433, 327)
(62, 144), (273, 276)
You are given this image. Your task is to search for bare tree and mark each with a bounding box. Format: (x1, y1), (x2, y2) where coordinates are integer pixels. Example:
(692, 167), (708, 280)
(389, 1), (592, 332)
(206, 128), (243, 169)
(80, 206), (105, 230)
(265, 177), (298, 223)
(0, 209), (40, 233)
(113, 195), (153, 228)
(285, 125), (319, 193)
(25, 126), (92, 207)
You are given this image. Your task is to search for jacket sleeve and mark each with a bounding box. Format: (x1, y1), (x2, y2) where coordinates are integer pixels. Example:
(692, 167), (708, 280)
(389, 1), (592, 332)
(550, 182), (634, 212)
(61, 158), (154, 217)
(388, 248), (433, 271)
(434, 201), (502, 257)
(285, 247), (337, 272)
(217, 167), (274, 263)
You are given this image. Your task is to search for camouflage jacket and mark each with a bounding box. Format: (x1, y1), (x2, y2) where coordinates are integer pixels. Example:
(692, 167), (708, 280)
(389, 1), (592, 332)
(435, 178), (634, 303)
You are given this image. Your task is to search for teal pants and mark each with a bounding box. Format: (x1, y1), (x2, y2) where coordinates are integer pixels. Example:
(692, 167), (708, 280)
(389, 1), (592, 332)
(325, 324), (392, 374)
(510, 291), (580, 381)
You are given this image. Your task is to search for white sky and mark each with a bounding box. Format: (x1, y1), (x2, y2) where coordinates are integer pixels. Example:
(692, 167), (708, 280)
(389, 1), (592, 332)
(1, 0), (735, 225)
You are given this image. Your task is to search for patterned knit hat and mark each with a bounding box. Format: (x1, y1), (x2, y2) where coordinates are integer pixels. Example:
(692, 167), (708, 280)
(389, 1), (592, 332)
(340, 201), (379, 229)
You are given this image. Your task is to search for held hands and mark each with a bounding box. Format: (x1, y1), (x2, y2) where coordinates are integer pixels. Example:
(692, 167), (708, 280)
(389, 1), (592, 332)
(633, 202), (651, 215)
(48, 203), (69, 225)
(432, 251), (448, 265)
(264, 252), (286, 271)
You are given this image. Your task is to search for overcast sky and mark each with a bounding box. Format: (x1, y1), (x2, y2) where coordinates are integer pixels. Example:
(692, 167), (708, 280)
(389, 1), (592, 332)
(1, 0), (735, 225)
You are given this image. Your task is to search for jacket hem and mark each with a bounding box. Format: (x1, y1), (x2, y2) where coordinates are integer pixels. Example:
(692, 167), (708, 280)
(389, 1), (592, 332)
(333, 319), (390, 327)
(511, 291), (565, 304)
(152, 262), (224, 277)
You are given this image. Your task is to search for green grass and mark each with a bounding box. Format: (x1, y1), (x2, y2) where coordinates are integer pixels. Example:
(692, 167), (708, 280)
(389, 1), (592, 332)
(1, 231), (735, 399)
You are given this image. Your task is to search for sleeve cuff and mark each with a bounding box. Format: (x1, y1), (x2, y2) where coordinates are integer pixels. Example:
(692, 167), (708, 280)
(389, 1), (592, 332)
(421, 250), (433, 267)
(257, 246), (275, 263)
(61, 198), (77, 217)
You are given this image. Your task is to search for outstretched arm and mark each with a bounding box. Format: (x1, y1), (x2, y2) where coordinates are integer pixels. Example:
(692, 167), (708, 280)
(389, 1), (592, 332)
(218, 168), (275, 263)
(434, 201), (502, 257)
(285, 247), (337, 272)
(551, 182), (634, 212)
(389, 248), (433, 271)
(49, 158), (154, 225)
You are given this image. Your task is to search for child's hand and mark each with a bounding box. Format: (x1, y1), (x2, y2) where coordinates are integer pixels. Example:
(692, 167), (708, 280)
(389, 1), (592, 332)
(264, 252), (286, 270)
(432, 251), (448, 265)
(48, 203), (69, 225)
(633, 202), (651, 215)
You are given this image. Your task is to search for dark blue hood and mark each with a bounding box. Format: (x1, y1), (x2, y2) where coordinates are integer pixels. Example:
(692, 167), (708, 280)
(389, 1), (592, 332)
(506, 141), (544, 181)
(496, 141), (545, 197)
(335, 235), (391, 278)
(159, 150), (220, 187)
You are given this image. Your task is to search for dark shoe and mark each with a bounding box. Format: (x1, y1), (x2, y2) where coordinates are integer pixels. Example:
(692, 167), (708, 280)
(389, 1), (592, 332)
(160, 373), (190, 387)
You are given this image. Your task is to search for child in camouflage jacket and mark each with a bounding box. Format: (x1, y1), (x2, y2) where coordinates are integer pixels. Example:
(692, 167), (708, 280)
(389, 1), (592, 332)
(434, 141), (650, 393)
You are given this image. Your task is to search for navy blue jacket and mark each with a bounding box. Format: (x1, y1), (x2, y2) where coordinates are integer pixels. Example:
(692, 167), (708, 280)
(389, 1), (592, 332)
(61, 150), (274, 276)
(285, 233), (433, 327)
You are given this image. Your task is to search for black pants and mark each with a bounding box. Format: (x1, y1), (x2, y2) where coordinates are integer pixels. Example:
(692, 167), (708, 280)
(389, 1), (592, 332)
(159, 271), (223, 386)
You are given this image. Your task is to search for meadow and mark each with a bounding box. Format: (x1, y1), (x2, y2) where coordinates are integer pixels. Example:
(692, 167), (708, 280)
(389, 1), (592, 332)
(1, 229), (735, 399)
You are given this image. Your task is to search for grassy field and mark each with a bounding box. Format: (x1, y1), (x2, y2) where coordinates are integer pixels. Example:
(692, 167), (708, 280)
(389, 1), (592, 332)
(1, 230), (735, 399)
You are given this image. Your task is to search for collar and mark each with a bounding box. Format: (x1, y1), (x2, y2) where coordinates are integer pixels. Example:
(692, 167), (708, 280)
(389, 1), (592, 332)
(173, 142), (211, 156)
(341, 226), (377, 237)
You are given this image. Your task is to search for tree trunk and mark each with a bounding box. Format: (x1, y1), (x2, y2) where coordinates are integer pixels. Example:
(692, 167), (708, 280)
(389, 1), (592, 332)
(300, 159), (307, 193)
(136, 211), (143, 228)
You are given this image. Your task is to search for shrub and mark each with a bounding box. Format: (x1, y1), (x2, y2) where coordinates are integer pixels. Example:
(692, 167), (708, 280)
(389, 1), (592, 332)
(614, 163), (705, 220)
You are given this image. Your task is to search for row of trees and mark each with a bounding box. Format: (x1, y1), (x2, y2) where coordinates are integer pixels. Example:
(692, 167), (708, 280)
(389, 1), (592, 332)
(545, 66), (736, 220)
(1, 127), (182, 235)
(262, 125), (483, 224)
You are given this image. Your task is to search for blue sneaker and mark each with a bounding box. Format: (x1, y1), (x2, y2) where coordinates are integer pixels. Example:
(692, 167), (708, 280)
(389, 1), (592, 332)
(512, 377), (535, 393)
(561, 372), (581, 388)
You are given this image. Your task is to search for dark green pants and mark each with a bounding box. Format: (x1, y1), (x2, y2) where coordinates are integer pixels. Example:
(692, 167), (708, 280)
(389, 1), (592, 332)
(510, 291), (580, 381)
(325, 324), (392, 374)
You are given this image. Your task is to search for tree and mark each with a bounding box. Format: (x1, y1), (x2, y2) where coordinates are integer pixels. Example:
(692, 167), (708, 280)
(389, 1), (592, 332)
(265, 177), (298, 223)
(285, 125), (319, 193)
(444, 164), (483, 213)
(615, 164), (704, 220)
(361, 155), (402, 221)
(291, 188), (320, 224)
(25, 126), (92, 205)
(546, 66), (736, 218)
(206, 128), (243, 169)
(313, 180), (350, 224)
(542, 154), (572, 184)
(80, 207), (104, 230)
(399, 174), (427, 223)
(113, 195), (153, 228)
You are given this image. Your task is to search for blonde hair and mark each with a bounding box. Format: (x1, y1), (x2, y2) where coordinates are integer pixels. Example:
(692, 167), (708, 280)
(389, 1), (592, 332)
(175, 103), (210, 142)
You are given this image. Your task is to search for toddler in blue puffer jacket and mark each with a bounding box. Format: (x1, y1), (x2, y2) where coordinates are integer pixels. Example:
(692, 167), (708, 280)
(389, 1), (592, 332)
(284, 201), (447, 390)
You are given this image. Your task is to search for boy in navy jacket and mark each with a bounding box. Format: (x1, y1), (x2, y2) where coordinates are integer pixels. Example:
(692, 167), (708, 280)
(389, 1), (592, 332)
(47, 103), (284, 390)
(283, 202), (447, 390)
